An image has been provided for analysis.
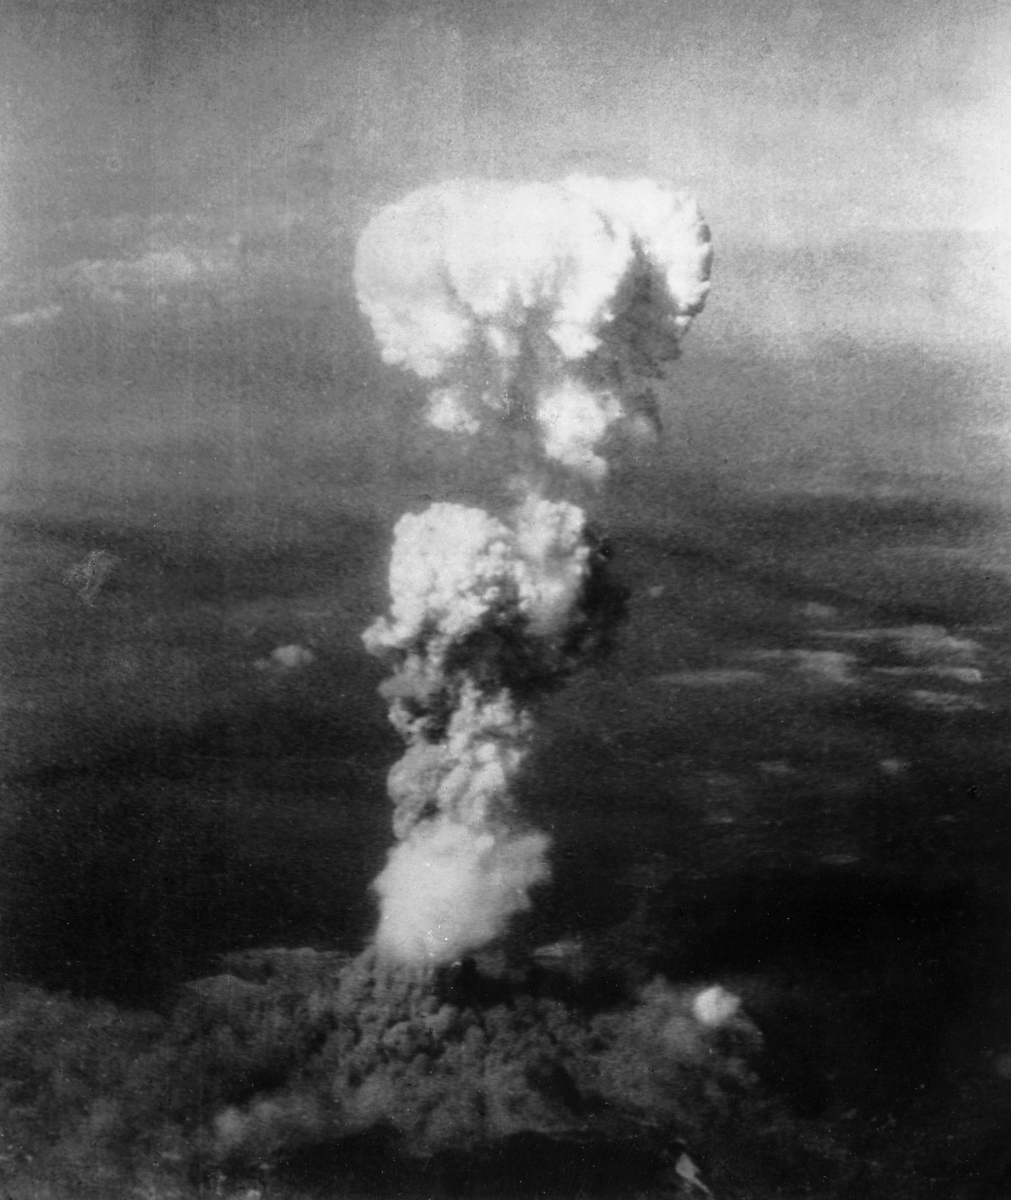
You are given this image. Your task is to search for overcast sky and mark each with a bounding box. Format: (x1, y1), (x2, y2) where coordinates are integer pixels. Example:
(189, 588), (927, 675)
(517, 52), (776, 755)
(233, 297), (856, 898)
(1, 0), (1008, 522)
(2, 0), (1007, 263)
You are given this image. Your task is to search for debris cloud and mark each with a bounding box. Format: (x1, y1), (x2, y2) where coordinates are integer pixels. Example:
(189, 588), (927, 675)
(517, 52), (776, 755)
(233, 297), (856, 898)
(354, 175), (712, 481)
(356, 176), (712, 966)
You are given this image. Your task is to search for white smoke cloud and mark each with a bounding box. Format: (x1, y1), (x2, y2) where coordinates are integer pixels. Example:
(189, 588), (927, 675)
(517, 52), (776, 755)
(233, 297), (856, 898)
(354, 175), (711, 481)
(363, 499), (591, 667)
(362, 499), (609, 974)
(356, 176), (711, 967)
(536, 379), (623, 483)
(561, 175), (715, 338)
(363, 500), (600, 964)
(372, 819), (551, 964)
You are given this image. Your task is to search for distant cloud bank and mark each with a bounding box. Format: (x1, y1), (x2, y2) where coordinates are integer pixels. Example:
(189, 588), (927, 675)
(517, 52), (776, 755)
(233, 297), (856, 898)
(11, 202), (334, 319)
(2, 304), (62, 328)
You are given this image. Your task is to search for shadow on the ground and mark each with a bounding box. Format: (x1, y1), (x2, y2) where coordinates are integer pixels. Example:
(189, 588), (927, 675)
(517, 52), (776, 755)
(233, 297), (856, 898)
(1, 749), (391, 1005)
(641, 867), (1007, 1116)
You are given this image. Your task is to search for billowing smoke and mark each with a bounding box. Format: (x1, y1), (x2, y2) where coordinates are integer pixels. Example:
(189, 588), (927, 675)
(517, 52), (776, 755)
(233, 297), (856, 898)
(356, 176), (712, 967)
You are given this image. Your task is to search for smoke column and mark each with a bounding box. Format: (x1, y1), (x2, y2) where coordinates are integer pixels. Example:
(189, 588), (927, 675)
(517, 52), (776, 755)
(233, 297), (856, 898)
(355, 176), (712, 968)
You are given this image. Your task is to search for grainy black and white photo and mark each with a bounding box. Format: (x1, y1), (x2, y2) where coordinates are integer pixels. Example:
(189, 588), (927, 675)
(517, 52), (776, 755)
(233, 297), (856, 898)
(1, 1), (1009, 1196)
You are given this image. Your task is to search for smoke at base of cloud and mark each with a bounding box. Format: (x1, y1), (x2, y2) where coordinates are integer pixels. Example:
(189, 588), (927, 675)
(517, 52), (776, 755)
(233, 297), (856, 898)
(372, 820), (551, 965)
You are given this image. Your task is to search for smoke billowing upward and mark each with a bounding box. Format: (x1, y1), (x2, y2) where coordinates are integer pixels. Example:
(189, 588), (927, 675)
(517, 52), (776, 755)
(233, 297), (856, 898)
(355, 176), (712, 967)
(354, 175), (712, 481)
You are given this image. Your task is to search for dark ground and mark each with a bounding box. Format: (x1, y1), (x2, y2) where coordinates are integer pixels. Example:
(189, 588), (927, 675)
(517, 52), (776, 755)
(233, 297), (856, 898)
(1, 474), (1010, 1196)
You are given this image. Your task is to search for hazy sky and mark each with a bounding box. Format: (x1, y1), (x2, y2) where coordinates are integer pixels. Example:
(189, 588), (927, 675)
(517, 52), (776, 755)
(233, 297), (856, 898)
(2, 0), (1008, 266)
(1, 0), (1009, 521)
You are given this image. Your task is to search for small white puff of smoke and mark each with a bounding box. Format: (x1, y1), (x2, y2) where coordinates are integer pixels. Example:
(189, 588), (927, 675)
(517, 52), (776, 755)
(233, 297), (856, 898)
(354, 175), (711, 482)
(691, 985), (743, 1029)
